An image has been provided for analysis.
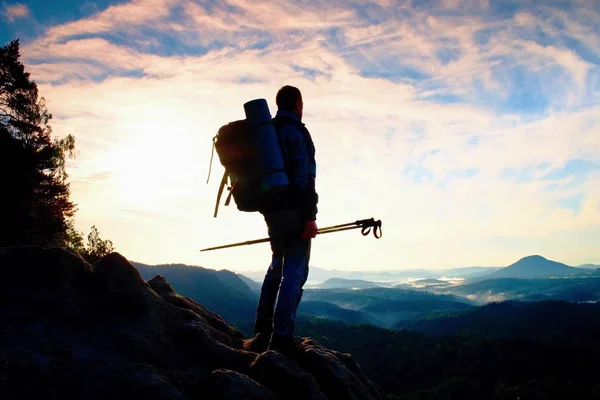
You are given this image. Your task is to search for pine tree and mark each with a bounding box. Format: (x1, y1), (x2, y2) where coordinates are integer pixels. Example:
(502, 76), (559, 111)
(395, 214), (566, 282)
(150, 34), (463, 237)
(0, 39), (77, 247)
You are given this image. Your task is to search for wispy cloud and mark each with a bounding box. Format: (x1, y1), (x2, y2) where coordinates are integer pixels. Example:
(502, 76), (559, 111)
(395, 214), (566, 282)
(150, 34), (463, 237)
(8, 0), (600, 269)
(2, 2), (30, 22)
(43, 0), (175, 40)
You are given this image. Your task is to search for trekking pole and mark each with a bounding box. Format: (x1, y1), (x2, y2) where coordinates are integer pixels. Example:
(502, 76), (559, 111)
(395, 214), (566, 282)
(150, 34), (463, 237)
(199, 217), (382, 252)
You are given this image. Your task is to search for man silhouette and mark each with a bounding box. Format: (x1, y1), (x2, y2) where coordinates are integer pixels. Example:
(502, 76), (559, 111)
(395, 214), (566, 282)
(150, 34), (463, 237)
(245, 85), (319, 355)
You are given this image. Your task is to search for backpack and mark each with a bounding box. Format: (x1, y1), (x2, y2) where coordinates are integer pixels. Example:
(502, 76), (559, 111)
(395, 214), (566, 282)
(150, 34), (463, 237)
(208, 99), (290, 217)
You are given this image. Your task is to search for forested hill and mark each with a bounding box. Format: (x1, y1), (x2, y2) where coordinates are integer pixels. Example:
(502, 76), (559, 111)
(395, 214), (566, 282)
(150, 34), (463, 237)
(393, 300), (600, 346)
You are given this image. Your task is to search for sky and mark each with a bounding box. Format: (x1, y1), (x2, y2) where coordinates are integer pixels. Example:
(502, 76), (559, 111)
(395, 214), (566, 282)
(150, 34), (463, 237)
(2, 0), (600, 272)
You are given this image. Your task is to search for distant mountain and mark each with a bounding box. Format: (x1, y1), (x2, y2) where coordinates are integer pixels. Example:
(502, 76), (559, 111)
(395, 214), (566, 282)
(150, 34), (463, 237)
(578, 264), (600, 270)
(315, 278), (382, 289)
(436, 266), (503, 277)
(130, 262), (472, 330)
(240, 265), (502, 285)
(414, 279), (448, 284)
(240, 260), (600, 285)
(395, 278), (454, 290)
(440, 277), (600, 304)
(238, 274), (262, 292)
(240, 266), (346, 284)
(298, 301), (379, 325)
(131, 262), (257, 328)
(132, 262), (255, 297)
(485, 255), (580, 279)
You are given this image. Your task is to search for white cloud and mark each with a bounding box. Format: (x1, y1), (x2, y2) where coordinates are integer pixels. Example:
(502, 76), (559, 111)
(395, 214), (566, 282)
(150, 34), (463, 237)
(43, 0), (174, 41)
(2, 2), (29, 22)
(16, 0), (600, 270)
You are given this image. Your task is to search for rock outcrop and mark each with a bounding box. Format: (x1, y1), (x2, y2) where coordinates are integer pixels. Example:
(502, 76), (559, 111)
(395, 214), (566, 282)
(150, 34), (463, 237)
(0, 246), (388, 400)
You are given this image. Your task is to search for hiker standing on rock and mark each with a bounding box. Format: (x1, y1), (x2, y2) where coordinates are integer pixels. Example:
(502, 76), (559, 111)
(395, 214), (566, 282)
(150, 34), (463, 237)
(246, 85), (319, 355)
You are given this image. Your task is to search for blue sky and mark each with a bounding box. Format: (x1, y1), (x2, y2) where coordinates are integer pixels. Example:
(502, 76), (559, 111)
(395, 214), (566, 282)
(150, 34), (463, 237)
(2, 0), (599, 270)
(1, 0), (117, 40)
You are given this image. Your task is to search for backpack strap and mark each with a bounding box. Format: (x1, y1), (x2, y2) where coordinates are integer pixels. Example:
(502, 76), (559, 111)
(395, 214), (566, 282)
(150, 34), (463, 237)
(213, 170), (229, 218)
(272, 117), (289, 178)
(206, 135), (217, 184)
(224, 176), (234, 206)
(272, 115), (305, 179)
(272, 116), (315, 178)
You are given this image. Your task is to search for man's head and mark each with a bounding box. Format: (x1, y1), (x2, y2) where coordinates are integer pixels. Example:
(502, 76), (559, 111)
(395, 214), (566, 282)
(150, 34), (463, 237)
(276, 85), (303, 119)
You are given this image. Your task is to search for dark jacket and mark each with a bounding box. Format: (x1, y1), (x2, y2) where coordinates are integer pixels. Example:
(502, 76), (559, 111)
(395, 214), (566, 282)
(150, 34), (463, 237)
(271, 110), (318, 222)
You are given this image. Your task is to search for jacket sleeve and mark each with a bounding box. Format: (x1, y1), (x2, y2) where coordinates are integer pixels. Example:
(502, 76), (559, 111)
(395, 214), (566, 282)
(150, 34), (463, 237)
(285, 125), (318, 221)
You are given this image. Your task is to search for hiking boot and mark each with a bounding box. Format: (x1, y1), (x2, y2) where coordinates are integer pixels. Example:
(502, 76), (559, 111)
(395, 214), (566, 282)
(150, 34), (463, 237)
(243, 332), (271, 353)
(268, 334), (304, 358)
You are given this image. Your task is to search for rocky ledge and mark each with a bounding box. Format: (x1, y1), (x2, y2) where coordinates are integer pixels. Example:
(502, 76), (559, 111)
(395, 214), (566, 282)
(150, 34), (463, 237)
(0, 246), (389, 400)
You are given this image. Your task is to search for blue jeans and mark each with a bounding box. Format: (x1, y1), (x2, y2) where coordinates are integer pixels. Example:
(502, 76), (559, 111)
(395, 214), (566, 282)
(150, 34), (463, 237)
(254, 234), (311, 336)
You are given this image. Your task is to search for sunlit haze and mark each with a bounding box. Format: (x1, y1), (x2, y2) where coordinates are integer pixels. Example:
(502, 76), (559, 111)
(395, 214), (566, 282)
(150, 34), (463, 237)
(2, 0), (599, 271)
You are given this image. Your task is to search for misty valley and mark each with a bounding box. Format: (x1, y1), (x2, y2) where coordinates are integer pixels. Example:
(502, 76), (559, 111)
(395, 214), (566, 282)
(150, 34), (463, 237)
(132, 255), (600, 399)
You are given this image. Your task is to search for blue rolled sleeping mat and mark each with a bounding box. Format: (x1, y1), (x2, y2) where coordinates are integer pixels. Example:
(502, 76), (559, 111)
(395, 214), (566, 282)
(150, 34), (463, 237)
(243, 98), (290, 190)
(244, 99), (303, 235)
